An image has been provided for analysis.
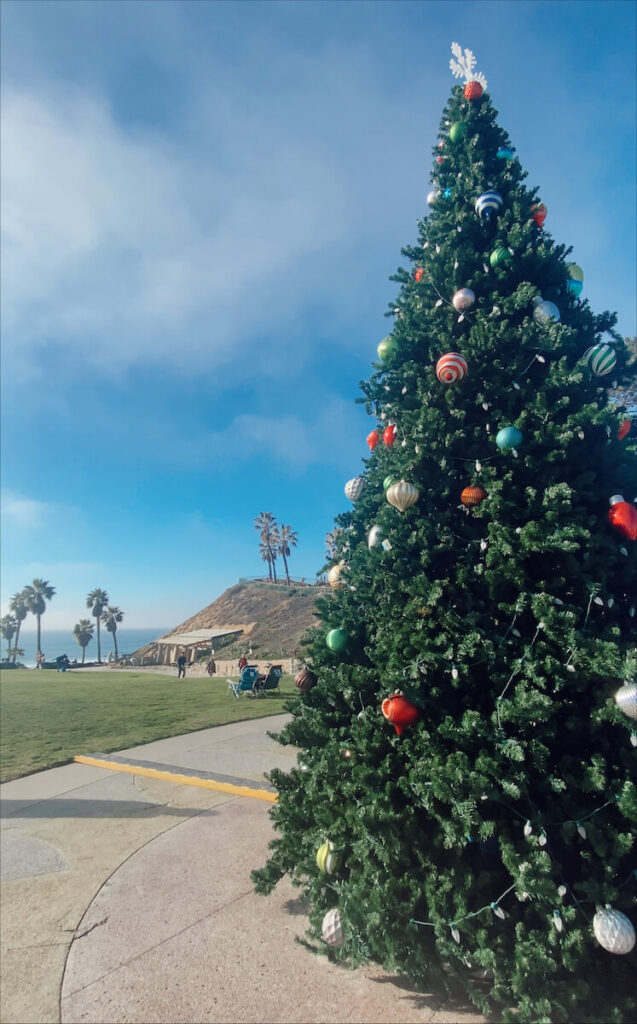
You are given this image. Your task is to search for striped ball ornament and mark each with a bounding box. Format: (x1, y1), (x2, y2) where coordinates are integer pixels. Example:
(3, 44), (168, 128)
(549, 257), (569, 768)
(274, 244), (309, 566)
(615, 682), (637, 720)
(461, 485), (487, 507)
(475, 191), (503, 220)
(584, 343), (617, 377)
(316, 840), (341, 875)
(436, 352), (468, 384)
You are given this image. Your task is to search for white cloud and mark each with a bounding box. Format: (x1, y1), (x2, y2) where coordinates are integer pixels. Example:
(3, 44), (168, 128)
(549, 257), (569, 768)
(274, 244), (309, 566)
(0, 491), (58, 530)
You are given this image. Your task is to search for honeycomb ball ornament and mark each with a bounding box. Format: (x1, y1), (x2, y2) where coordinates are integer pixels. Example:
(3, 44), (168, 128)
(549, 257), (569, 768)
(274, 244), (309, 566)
(496, 426), (523, 450)
(593, 907), (635, 955)
(321, 908), (343, 947)
(316, 840), (341, 875)
(344, 476), (366, 502)
(567, 263), (584, 297)
(475, 190), (503, 221)
(368, 525), (384, 549)
(464, 81), (483, 100)
(436, 352), (468, 384)
(533, 299), (561, 325)
(377, 336), (395, 361)
(490, 246), (511, 268)
(449, 122), (466, 142)
(452, 288), (475, 311)
(326, 629), (347, 654)
(386, 480), (419, 512)
(584, 343), (617, 377)
(461, 485), (487, 507)
(327, 562), (347, 590)
(615, 682), (637, 720)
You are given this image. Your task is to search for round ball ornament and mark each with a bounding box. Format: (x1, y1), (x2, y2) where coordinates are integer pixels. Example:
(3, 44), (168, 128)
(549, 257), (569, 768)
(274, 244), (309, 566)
(328, 562), (347, 590)
(496, 426), (523, 451)
(386, 480), (419, 512)
(383, 474), (395, 492)
(436, 352), (468, 384)
(377, 336), (395, 361)
(584, 343), (616, 377)
(366, 429), (380, 451)
(413, 267), (424, 282)
(496, 146), (514, 160)
(533, 300), (561, 325)
(316, 840), (341, 875)
(326, 629), (347, 654)
(617, 419), (632, 441)
(427, 190), (439, 206)
(368, 525), (384, 549)
(449, 122), (466, 142)
(531, 202), (547, 227)
(436, 155), (444, 165)
(452, 288), (475, 312)
(490, 246), (511, 268)
(608, 495), (637, 542)
(383, 423), (398, 447)
(593, 907), (635, 955)
(321, 908), (343, 947)
(615, 682), (637, 720)
(344, 476), (366, 502)
(464, 81), (483, 100)
(461, 485), (487, 507)
(381, 693), (420, 736)
(567, 263), (584, 297)
(475, 191), (503, 221)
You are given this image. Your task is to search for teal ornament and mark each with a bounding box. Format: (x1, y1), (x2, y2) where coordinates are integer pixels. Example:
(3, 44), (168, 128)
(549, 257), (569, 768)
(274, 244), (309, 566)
(443, 187), (453, 198)
(533, 300), (560, 325)
(490, 246), (511, 268)
(496, 426), (523, 450)
(449, 122), (466, 143)
(326, 629), (347, 654)
(567, 279), (583, 297)
(584, 343), (617, 377)
(566, 263), (584, 297)
(496, 147), (515, 160)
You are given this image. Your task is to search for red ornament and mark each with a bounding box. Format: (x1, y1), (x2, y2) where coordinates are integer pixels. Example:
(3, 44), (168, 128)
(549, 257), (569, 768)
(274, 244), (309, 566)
(381, 693), (420, 736)
(531, 202), (547, 227)
(608, 495), (637, 542)
(436, 155), (444, 165)
(464, 81), (483, 101)
(617, 419), (632, 441)
(367, 429), (380, 451)
(414, 267), (424, 282)
(383, 423), (398, 447)
(461, 485), (487, 507)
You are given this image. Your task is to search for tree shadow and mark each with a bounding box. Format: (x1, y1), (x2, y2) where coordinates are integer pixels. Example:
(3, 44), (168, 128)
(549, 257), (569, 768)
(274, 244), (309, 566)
(1, 799), (217, 819)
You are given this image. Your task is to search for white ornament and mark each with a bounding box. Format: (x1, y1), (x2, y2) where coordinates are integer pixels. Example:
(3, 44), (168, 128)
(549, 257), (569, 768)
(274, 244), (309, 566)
(449, 43), (487, 90)
(321, 907), (343, 947)
(615, 683), (637, 720)
(328, 562), (347, 590)
(593, 907), (635, 955)
(344, 477), (366, 502)
(367, 525), (384, 549)
(386, 480), (419, 512)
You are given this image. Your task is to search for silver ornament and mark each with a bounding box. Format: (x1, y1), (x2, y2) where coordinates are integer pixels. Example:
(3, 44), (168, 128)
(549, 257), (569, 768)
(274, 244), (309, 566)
(593, 907), (635, 955)
(344, 476), (365, 501)
(615, 683), (637, 720)
(367, 525), (384, 549)
(386, 480), (419, 512)
(321, 907), (343, 947)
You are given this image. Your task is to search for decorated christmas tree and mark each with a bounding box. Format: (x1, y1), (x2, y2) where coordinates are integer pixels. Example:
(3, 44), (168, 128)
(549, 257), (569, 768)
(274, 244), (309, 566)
(253, 45), (636, 1024)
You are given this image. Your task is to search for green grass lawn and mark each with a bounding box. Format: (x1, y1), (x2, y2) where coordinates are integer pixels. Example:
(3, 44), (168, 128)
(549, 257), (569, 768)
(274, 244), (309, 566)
(0, 668), (296, 783)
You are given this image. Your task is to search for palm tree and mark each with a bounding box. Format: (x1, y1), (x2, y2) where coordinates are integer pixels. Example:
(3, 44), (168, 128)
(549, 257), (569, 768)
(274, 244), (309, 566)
(8, 591), (28, 663)
(254, 513), (278, 582)
(277, 524), (298, 585)
(259, 540), (272, 580)
(86, 588), (109, 663)
(73, 619), (94, 664)
(0, 615), (17, 659)
(23, 579), (56, 658)
(101, 605), (124, 660)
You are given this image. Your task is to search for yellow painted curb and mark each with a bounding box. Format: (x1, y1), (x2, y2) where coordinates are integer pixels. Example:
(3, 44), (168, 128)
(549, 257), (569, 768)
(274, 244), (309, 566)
(74, 755), (277, 803)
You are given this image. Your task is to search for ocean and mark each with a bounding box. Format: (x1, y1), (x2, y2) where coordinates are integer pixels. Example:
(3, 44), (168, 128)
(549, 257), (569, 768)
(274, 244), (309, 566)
(8, 629), (169, 668)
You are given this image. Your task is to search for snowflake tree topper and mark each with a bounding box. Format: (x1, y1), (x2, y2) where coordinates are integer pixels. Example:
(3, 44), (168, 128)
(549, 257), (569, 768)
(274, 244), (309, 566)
(449, 43), (487, 91)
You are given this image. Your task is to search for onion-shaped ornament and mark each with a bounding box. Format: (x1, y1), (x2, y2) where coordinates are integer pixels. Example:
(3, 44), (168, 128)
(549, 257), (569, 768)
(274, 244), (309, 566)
(295, 666), (317, 694)
(368, 525), (384, 549)
(584, 343), (616, 377)
(386, 480), (419, 512)
(593, 907), (635, 955)
(615, 682), (637, 720)
(475, 191), (503, 221)
(461, 485), (487, 507)
(327, 562), (347, 590)
(452, 288), (475, 311)
(436, 352), (468, 384)
(316, 840), (341, 875)
(321, 907), (343, 947)
(567, 263), (584, 297)
(533, 300), (560, 325)
(344, 476), (366, 502)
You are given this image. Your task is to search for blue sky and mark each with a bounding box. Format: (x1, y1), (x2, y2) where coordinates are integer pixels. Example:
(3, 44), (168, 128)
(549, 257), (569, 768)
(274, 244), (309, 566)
(1, 0), (635, 630)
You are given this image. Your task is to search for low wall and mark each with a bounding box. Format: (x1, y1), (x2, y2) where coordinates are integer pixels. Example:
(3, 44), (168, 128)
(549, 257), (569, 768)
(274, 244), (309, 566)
(211, 658), (300, 678)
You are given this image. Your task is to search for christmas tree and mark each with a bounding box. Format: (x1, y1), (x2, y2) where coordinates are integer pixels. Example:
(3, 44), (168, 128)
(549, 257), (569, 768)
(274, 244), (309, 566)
(252, 45), (636, 1024)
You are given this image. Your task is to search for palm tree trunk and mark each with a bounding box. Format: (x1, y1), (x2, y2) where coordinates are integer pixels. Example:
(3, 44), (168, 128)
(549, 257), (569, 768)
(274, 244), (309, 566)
(13, 621), (21, 663)
(36, 614), (41, 657)
(267, 556), (272, 581)
(269, 545), (278, 582)
(282, 552), (290, 585)
(82, 645), (86, 665)
(96, 617), (101, 663)
(113, 631), (119, 660)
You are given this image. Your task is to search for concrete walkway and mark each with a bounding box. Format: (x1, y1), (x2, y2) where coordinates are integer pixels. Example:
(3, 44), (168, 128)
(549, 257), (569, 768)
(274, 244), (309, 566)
(1, 715), (484, 1024)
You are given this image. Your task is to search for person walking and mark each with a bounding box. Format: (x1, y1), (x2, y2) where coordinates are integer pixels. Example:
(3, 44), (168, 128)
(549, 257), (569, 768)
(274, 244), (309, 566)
(177, 653), (187, 679)
(206, 657), (216, 677)
(238, 653), (247, 672)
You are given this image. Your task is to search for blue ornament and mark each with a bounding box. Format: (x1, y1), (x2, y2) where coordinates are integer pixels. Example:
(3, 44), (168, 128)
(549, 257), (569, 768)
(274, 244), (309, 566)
(475, 191), (503, 221)
(443, 188), (453, 198)
(496, 147), (515, 160)
(567, 279), (583, 297)
(496, 426), (523, 451)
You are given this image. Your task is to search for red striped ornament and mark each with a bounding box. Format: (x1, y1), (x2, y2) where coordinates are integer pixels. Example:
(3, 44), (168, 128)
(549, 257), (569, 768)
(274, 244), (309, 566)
(436, 352), (468, 384)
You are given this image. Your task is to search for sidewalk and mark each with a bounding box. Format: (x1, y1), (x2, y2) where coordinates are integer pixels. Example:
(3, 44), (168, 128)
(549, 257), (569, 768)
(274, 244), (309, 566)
(1, 715), (484, 1024)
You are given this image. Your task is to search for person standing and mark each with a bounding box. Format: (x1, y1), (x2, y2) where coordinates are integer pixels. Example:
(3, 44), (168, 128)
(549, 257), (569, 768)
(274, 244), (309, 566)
(36, 650), (44, 669)
(238, 653), (247, 672)
(206, 657), (216, 677)
(177, 653), (187, 679)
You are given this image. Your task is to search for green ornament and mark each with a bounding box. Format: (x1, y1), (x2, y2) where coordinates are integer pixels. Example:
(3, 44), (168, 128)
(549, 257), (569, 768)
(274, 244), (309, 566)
(449, 122), (466, 143)
(326, 628), (347, 653)
(490, 246), (511, 268)
(377, 337), (395, 361)
(383, 475), (395, 491)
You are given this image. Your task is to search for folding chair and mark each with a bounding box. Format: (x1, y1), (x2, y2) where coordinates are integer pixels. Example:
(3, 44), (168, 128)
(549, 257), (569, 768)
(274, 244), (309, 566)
(227, 665), (260, 698)
(254, 664), (283, 697)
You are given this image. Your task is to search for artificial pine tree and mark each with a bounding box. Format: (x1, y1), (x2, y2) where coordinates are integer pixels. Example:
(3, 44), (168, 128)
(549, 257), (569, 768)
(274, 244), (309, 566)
(253, 45), (636, 1024)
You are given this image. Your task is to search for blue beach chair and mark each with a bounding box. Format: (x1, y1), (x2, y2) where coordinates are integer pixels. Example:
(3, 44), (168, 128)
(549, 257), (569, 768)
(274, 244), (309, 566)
(227, 665), (260, 698)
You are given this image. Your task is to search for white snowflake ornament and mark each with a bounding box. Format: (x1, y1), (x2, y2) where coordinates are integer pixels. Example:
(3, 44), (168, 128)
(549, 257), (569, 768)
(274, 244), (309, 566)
(449, 43), (487, 91)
